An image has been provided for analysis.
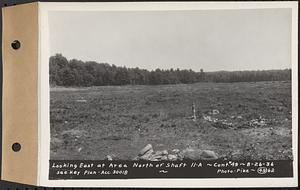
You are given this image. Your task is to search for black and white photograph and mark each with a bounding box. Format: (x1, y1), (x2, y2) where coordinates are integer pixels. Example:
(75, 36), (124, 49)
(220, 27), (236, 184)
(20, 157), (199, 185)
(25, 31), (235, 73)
(44, 2), (297, 184)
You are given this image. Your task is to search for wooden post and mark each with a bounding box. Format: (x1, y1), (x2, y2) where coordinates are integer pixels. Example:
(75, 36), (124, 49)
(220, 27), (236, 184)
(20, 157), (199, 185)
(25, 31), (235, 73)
(192, 102), (196, 121)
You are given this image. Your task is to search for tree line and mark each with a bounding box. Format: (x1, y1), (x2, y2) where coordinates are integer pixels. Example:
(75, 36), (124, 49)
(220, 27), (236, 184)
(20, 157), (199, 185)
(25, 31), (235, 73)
(49, 54), (291, 87)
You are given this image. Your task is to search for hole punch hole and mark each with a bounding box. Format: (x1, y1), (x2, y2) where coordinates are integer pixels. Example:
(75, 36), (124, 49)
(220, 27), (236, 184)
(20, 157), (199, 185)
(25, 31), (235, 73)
(11, 40), (21, 50)
(12, 143), (21, 152)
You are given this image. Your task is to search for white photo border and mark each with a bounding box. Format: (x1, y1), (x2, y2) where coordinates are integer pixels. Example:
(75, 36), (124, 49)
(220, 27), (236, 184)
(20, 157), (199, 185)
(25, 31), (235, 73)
(38, 1), (298, 187)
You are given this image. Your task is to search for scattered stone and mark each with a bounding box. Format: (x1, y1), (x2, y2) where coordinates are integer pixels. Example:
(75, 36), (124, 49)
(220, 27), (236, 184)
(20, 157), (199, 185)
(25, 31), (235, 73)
(211, 109), (220, 115)
(153, 150), (168, 158)
(105, 155), (113, 161)
(140, 149), (154, 160)
(172, 149), (180, 154)
(76, 99), (87, 103)
(77, 147), (82, 152)
(139, 144), (153, 156)
(182, 148), (218, 160)
(203, 115), (219, 123)
(212, 120), (233, 129)
(249, 117), (267, 127)
(168, 154), (178, 161)
(200, 150), (218, 160)
(182, 148), (202, 160)
(176, 152), (185, 161)
(156, 150), (168, 156)
(152, 154), (163, 160)
(230, 150), (242, 159)
(105, 154), (118, 160)
(109, 144), (219, 161)
(203, 115), (213, 122)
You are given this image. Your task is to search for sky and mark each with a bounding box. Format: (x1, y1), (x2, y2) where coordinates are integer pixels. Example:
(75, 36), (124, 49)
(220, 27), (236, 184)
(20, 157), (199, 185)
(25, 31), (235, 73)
(49, 9), (292, 72)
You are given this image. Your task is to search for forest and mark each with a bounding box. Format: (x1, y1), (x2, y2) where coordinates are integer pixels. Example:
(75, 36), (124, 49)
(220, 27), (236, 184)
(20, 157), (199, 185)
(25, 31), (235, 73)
(49, 54), (291, 87)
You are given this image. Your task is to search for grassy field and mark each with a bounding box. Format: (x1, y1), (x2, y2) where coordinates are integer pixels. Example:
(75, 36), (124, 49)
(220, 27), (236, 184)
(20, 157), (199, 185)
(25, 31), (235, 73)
(50, 81), (292, 160)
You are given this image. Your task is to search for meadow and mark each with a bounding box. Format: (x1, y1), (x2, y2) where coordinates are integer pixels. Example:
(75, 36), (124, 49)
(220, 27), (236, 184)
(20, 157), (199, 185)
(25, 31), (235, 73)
(50, 81), (292, 160)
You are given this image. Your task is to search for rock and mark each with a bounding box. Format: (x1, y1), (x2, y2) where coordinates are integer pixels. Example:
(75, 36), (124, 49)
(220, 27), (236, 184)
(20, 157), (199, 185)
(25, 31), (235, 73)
(200, 150), (218, 160)
(76, 99), (87, 103)
(152, 152), (162, 157)
(182, 148), (201, 160)
(176, 152), (185, 161)
(139, 144), (153, 156)
(152, 150), (168, 159)
(167, 154), (178, 161)
(172, 149), (180, 154)
(105, 155), (113, 161)
(154, 150), (167, 156)
(211, 109), (220, 115)
(139, 149), (154, 160)
(183, 148), (218, 160)
(104, 154), (118, 160)
(203, 115), (212, 122)
(212, 121), (231, 129)
(149, 157), (159, 161)
(152, 154), (163, 160)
